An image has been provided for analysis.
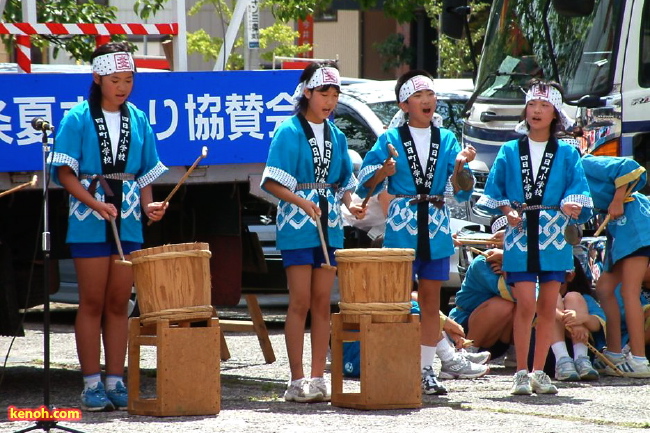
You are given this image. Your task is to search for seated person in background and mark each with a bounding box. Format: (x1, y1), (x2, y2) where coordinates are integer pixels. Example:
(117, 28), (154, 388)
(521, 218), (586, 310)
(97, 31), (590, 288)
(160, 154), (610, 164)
(592, 275), (650, 375)
(551, 256), (603, 381)
(449, 216), (516, 362)
(410, 294), (491, 380)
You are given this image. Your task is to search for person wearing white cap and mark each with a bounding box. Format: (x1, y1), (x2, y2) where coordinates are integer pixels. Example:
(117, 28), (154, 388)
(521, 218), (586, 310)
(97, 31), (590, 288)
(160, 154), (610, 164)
(356, 69), (477, 395)
(476, 79), (593, 396)
(49, 42), (168, 411)
(261, 62), (366, 402)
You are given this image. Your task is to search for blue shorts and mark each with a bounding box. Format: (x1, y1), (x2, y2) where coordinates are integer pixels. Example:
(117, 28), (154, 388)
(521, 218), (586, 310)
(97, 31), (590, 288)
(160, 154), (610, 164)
(623, 246), (650, 260)
(506, 271), (566, 285)
(281, 246), (337, 268)
(69, 241), (142, 259)
(413, 257), (450, 281)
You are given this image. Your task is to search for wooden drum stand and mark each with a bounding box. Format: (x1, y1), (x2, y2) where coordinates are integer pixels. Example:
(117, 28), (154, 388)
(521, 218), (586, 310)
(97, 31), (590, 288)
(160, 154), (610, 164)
(330, 248), (421, 410)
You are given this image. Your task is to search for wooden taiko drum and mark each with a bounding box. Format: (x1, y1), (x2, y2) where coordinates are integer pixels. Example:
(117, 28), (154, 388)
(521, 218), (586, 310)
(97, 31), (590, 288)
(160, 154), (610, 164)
(130, 242), (212, 316)
(334, 248), (415, 320)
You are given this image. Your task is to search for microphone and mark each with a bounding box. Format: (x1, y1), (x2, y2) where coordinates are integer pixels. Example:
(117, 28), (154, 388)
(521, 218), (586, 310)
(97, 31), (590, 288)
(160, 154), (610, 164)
(31, 117), (54, 132)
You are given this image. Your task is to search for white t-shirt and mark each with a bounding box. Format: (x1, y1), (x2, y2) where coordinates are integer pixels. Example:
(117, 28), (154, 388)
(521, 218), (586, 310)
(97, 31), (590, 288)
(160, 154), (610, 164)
(103, 109), (121, 165)
(528, 138), (547, 180)
(409, 125), (431, 172)
(308, 121), (325, 161)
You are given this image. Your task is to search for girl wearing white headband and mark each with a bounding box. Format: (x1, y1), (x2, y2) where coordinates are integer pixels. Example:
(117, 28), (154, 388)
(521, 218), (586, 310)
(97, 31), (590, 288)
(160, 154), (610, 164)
(262, 62), (364, 402)
(477, 78), (593, 396)
(357, 69), (481, 395)
(49, 42), (167, 411)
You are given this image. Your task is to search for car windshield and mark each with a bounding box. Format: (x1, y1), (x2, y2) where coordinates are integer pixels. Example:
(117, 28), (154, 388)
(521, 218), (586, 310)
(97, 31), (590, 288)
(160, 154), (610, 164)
(475, 0), (623, 102)
(365, 101), (400, 126)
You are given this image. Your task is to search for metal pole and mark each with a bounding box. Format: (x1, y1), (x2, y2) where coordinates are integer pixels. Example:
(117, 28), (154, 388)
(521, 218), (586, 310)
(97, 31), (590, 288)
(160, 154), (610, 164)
(0, 0), (8, 18)
(174, 0), (188, 71)
(214, 0), (250, 71)
(22, 0), (37, 22)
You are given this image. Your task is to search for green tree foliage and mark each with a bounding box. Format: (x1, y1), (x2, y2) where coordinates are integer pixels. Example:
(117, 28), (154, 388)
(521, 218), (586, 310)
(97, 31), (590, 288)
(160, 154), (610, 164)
(258, 23), (312, 64)
(425, 0), (491, 78)
(263, 0), (332, 22)
(186, 0), (311, 70)
(373, 33), (413, 73)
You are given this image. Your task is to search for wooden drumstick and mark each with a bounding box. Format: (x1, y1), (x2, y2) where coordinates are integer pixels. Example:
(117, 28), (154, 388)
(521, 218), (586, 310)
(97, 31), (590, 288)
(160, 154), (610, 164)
(148, 146), (208, 226)
(361, 143), (398, 208)
(469, 246), (489, 257)
(315, 216), (336, 271)
(593, 178), (639, 237)
(110, 216), (132, 266)
(456, 238), (503, 246)
(0, 175), (37, 199)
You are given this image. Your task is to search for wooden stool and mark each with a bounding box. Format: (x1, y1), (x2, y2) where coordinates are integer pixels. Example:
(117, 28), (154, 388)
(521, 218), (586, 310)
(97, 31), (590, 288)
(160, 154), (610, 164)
(330, 313), (421, 410)
(219, 294), (276, 364)
(127, 316), (220, 416)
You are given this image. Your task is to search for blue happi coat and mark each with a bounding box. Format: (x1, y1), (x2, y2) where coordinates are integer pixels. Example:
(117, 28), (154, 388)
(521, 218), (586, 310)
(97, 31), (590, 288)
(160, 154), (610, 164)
(476, 138), (592, 272)
(448, 255), (514, 326)
(581, 154), (650, 269)
(49, 101), (167, 244)
(261, 115), (356, 251)
(356, 125), (472, 260)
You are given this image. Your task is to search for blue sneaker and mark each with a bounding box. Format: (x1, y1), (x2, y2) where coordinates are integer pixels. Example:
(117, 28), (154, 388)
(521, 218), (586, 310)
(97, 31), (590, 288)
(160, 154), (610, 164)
(81, 382), (114, 412)
(106, 381), (129, 410)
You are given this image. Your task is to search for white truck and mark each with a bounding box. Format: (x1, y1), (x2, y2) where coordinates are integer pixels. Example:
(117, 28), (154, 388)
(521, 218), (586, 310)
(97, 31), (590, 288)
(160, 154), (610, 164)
(442, 0), (650, 226)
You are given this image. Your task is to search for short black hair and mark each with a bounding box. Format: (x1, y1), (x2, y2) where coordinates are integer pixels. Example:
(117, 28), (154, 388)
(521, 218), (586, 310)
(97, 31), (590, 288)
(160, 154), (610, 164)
(566, 255), (595, 297)
(394, 69), (434, 102)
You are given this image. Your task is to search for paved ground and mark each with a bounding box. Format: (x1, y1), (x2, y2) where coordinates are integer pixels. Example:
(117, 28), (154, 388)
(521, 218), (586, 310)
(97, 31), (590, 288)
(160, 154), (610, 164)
(1, 303), (649, 433)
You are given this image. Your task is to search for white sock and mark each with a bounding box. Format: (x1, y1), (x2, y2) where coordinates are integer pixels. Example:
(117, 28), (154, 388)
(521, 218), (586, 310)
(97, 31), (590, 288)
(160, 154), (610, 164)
(604, 350), (623, 359)
(421, 345), (437, 370)
(436, 337), (456, 363)
(83, 373), (101, 390)
(105, 375), (123, 391)
(573, 343), (588, 360)
(551, 342), (570, 361)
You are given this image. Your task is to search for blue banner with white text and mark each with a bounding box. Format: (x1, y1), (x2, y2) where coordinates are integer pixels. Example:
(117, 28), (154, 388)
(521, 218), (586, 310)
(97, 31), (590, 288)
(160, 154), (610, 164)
(0, 69), (301, 171)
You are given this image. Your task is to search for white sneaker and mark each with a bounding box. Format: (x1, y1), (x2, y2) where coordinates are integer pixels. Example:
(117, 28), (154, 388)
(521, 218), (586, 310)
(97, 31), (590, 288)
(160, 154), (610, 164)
(530, 370), (558, 394)
(440, 353), (489, 379)
(284, 378), (323, 403)
(511, 370), (532, 395)
(309, 377), (331, 401)
(616, 353), (650, 378)
(460, 347), (491, 365)
(554, 356), (580, 381)
(574, 356), (599, 381)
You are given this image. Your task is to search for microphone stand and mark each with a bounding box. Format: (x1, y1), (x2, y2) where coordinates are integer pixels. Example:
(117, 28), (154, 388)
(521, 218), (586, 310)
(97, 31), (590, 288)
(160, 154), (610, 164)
(15, 128), (84, 433)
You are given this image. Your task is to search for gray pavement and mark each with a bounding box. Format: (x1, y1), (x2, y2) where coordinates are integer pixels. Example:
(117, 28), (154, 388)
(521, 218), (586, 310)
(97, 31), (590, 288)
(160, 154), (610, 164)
(1, 304), (649, 433)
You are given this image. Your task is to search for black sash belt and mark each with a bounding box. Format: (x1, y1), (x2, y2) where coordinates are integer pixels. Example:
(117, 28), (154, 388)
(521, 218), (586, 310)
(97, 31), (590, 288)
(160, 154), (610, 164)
(397, 194), (445, 208)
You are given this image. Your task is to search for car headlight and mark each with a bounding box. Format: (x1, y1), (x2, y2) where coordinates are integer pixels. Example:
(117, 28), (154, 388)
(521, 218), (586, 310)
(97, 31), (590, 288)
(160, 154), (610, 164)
(446, 197), (469, 220)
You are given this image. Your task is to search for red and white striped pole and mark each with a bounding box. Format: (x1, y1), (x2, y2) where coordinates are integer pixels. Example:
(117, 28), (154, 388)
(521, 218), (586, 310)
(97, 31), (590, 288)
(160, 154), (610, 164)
(0, 23), (180, 73)
(15, 35), (31, 74)
(95, 35), (111, 48)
